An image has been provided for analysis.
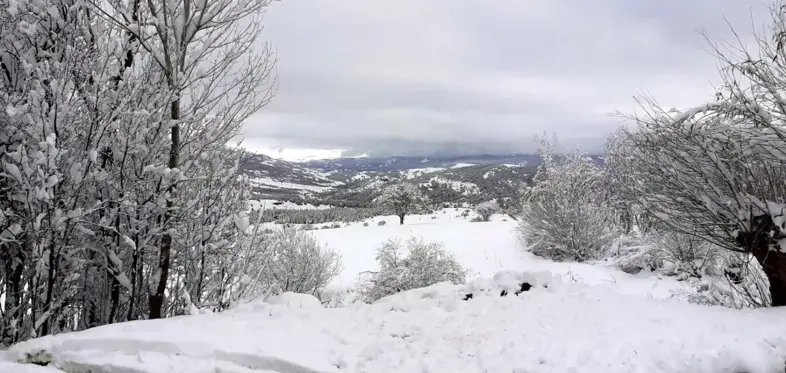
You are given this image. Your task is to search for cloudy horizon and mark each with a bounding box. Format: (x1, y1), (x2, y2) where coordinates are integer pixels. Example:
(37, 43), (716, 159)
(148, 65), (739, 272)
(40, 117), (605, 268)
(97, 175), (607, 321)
(236, 0), (768, 162)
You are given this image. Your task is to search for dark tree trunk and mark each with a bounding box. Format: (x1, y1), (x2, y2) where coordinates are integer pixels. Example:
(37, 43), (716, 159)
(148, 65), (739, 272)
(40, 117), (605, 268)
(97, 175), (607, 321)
(752, 246), (786, 307)
(737, 214), (786, 307)
(399, 214), (405, 225)
(149, 99), (180, 319)
(2, 244), (24, 344)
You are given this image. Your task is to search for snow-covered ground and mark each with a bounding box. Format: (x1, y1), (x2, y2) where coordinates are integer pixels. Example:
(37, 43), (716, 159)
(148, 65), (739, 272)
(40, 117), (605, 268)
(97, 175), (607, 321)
(4, 209), (786, 373)
(249, 177), (338, 194)
(312, 209), (683, 299)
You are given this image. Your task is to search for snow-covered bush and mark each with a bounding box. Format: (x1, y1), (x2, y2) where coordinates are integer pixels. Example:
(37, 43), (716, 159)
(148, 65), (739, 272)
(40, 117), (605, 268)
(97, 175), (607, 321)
(265, 229), (342, 296)
(361, 238), (467, 302)
(475, 200), (501, 222)
(375, 183), (429, 224)
(677, 254), (770, 309)
(612, 230), (725, 280)
(518, 138), (616, 262)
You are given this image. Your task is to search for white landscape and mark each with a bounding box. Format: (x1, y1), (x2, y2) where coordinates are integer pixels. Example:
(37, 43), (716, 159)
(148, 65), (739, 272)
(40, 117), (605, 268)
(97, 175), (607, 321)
(5, 0), (786, 372)
(2, 209), (786, 373)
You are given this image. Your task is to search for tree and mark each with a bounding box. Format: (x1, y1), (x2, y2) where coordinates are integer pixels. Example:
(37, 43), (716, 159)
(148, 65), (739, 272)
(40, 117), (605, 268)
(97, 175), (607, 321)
(92, 0), (277, 319)
(0, 0), (277, 344)
(475, 200), (501, 222)
(375, 183), (429, 225)
(615, 2), (786, 306)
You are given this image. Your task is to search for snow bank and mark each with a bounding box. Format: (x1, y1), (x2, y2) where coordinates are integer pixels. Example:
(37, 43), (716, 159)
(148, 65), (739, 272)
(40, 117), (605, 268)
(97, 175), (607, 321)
(6, 271), (786, 373)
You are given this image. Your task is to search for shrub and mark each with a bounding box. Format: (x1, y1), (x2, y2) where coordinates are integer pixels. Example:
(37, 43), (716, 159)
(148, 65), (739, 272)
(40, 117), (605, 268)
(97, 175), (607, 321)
(377, 220), (387, 226)
(265, 228), (343, 295)
(475, 200), (501, 221)
(361, 238), (467, 302)
(518, 139), (616, 262)
(678, 253), (770, 309)
(469, 216), (485, 223)
(363, 222), (370, 227)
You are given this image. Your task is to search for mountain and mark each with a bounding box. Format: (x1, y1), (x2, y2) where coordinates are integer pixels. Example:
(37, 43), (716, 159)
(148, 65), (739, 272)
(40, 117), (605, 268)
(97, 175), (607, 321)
(302, 154), (543, 172)
(241, 153), (608, 207)
(241, 153), (539, 208)
(316, 162), (537, 208)
(241, 154), (344, 200)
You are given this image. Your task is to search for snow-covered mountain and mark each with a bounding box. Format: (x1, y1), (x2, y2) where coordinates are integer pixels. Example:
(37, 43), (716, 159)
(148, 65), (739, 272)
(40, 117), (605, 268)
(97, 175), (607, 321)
(241, 153), (538, 206)
(302, 154), (543, 172)
(241, 154), (344, 199)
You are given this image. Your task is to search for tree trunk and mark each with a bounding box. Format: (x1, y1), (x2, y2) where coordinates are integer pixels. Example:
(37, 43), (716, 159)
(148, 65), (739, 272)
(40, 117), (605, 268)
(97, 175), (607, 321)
(149, 99), (180, 319)
(399, 214), (405, 225)
(2, 244), (24, 344)
(752, 246), (786, 306)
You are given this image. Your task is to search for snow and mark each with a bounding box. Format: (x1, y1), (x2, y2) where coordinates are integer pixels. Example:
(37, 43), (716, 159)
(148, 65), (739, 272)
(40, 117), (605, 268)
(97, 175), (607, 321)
(400, 167), (444, 179)
(249, 177), (333, 193)
(449, 163), (475, 169)
(5, 209), (786, 373)
(6, 275), (786, 372)
(349, 172), (370, 181)
(423, 177), (480, 195)
(313, 209), (685, 299)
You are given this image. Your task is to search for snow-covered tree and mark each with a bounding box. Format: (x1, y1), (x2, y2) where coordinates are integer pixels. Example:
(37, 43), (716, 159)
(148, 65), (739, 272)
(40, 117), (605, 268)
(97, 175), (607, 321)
(518, 138), (616, 262)
(0, 0), (277, 343)
(375, 183), (429, 225)
(614, 3), (786, 306)
(475, 200), (501, 222)
(89, 0), (277, 319)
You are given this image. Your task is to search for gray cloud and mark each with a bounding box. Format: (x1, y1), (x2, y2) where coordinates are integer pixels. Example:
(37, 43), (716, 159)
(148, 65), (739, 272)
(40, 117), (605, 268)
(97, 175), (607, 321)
(238, 0), (769, 160)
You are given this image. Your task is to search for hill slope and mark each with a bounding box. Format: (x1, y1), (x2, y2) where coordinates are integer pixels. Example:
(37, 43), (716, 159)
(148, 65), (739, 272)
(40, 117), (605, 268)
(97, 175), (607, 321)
(241, 153), (538, 207)
(242, 154), (344, 199)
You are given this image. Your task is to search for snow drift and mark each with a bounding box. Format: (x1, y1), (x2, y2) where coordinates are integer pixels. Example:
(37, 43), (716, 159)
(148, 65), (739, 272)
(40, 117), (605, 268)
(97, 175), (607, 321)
(3, 271), (786, 373)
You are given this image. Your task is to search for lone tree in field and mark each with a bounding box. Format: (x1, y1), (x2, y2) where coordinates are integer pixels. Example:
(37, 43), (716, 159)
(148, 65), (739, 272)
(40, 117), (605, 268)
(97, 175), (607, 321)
(475, 200), (501, 222)
(376, 183), (429, 225)
(616, 1), (786, 306)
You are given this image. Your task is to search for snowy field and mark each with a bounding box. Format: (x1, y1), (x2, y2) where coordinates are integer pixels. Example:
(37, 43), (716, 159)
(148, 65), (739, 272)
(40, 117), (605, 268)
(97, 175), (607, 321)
(3, 209), (786, 372)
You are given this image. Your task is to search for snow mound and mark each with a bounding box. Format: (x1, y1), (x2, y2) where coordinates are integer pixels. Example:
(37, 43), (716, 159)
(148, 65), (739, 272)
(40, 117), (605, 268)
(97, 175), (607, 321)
(265, 292), (324, 309)
(6, 271), (786, 373)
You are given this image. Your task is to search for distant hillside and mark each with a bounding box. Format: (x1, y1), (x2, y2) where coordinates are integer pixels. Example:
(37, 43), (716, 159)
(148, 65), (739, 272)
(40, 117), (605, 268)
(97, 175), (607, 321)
(241, 154), (343, 200)
(316, 162), (537, 208)
(302, 154), (543, 172)
(240, 153), (592, 208)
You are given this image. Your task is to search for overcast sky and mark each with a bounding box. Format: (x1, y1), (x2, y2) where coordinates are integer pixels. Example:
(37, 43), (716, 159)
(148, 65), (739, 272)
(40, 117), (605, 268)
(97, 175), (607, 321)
(237, 0), (768, 161)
